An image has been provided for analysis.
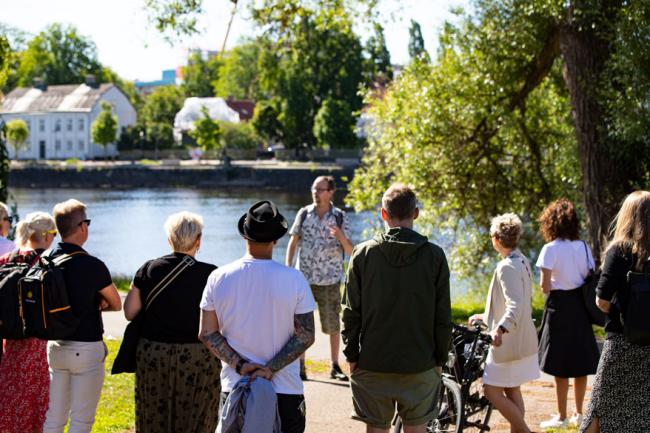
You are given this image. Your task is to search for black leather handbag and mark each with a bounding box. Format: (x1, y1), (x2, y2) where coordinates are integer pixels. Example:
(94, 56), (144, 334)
(111, 255), (195, 374)
(579, 241), (606, 327)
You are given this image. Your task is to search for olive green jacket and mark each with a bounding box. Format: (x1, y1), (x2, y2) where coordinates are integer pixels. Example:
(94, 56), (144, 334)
(341, 227), (452, 373)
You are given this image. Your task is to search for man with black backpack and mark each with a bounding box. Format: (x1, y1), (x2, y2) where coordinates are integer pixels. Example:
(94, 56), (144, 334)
(42, 199), (121, 433)
(286, 175), (353, 381)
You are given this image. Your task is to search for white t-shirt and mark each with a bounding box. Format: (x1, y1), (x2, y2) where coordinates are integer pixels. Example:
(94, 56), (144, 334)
(200, 256), (316, 394)
(536, 239), (595, 290)
(0, 237), (15, 256)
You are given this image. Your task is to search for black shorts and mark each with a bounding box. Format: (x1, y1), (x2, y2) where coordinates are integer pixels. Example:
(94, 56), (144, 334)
(220, 392), (305, 433)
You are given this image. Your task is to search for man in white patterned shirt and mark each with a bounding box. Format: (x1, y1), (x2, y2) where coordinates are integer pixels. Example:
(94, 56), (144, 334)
(286, 175), (353, 381)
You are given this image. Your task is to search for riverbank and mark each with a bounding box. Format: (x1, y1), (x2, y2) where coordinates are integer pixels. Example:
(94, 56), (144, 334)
(8, 160), (356, 190)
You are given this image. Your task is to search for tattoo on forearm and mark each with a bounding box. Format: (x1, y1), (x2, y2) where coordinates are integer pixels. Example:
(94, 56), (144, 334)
(267, 312), (315, 373)
(201, 330), (242, 367)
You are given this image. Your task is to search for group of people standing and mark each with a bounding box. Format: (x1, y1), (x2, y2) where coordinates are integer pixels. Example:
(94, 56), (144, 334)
(0, 178), (648, 433)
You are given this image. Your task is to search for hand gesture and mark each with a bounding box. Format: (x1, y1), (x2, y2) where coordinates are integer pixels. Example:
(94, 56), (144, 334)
(240, 362), (265, 376)
(328, 223), (344, 241)
(490, 328), (503, 347)
(251, 366), (274, 381)
(468, 313), (484, 326)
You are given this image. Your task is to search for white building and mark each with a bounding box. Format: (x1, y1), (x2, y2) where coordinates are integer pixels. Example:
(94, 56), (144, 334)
(0, 82), (136, 159)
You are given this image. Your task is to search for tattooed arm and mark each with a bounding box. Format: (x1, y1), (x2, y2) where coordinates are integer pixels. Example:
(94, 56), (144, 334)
(265, 312), (316, 374)
(199, 309), (253, 371)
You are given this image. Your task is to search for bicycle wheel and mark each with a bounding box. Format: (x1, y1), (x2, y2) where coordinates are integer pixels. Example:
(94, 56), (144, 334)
(392, 377), (463, 433)
(429, 377), (463, 433)
(462, 380), (493, 432)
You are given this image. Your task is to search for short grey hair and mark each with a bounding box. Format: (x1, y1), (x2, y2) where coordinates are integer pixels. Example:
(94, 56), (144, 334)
(490, 213), (522, 249)
(0, 202), (9, 220)
(164, 211), (203, 252)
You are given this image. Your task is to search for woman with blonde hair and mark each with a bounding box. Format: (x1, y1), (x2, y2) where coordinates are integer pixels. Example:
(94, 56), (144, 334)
(124, 211), (221, 433)
(469, 213), (539, 433)
(536, 199), (599, 430)
(580, 191), (650, 433)
(0, 211), (57, 433)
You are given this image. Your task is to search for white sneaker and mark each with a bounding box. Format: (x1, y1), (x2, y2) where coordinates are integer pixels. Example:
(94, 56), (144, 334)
(540, 414), (568, 430)
(569, 413), (584, 427)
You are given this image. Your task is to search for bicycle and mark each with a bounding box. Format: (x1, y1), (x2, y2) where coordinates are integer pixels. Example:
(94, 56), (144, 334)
(392, 321), (493, 433)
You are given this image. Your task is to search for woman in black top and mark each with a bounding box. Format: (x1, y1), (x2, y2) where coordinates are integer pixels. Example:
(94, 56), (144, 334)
(124, 211), (220, 433)
(580, 191), (650, 433)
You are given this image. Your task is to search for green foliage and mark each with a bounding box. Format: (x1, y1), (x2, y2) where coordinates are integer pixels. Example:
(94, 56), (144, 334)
(101, 67), (144, 112)
(181, 51), (222, 97)
(347, 3), (580, 279)
(16, 23), (103, 86)
(252, 99), (283, 143)
(214, 39), (261, 99)
(190, 106), (222, 151)
(365, 23), (393, 82)
(5, 118), (29, 157)
(0, 123), (10, 202)
(408, 19), (428, 62)
(313, 98), (358, 149)
(91, 101), (118, 155)
(0, 35), (11, 89)
(220, 121), (259, 149)
(140, 85), (185, 150)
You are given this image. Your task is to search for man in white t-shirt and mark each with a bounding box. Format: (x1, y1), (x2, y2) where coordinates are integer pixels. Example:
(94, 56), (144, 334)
(199, 200), (316, 433)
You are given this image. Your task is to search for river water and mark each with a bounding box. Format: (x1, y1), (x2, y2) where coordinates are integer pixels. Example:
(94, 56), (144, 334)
(8, 188), (376, 277)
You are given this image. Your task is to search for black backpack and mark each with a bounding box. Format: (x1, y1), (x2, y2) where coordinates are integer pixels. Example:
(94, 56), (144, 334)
(19, 251), (86, 340)
(624, 258), (650, 346)
(0, 253), (32, 339)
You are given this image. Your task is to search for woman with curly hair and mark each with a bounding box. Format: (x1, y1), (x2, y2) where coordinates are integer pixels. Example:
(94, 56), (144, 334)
(536, 199), (599, 431)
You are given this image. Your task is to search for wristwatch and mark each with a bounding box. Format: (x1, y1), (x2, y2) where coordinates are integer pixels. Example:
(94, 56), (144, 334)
(235, 358), (247, 375)
(498, 325), (509, 334)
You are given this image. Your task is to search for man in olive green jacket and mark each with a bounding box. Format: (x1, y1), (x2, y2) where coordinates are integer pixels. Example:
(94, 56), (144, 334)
(342, 183), (452, 433)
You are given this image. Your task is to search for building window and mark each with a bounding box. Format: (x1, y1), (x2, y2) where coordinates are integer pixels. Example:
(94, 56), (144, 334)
(39, 119), (45, 132)
(55, 140), (61, 151)
(78, 140), (84, 151)
(67, 140), (73, 151)
(78, 119), (84, 131)
(54, 119), (61, 132)
(67, 119), (73, 132)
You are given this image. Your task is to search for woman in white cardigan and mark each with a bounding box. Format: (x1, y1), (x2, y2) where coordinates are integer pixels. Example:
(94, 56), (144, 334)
(470, 213), (539, 433)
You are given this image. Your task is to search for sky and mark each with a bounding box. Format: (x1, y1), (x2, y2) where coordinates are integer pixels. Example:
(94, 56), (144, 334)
(0, 0), (467, 82)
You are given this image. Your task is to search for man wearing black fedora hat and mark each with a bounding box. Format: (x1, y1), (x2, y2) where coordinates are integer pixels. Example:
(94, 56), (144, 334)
(200, 200), (317, 433)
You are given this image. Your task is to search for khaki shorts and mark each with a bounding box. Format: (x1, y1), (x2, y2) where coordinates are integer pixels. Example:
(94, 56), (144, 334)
(310, 283), (341, 334)
(350, 367), (440, 429)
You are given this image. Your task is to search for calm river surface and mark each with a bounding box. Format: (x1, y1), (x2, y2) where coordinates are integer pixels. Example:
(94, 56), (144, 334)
(9, 188), (376, 277)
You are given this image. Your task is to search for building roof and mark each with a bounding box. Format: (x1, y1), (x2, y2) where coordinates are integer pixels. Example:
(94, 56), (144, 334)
(225, 98), (256, 121)
(0, 83), (115, 114)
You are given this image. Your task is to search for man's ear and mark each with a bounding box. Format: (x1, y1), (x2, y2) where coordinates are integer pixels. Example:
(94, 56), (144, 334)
(413, 208), (419, 220)
(380, 208), (390, 222)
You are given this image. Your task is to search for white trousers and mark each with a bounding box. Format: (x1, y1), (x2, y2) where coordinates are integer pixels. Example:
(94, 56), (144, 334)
(43, 340), (107, 433)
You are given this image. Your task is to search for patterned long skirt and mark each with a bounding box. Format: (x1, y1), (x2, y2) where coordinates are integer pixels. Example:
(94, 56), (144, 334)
(579, 334), (650, 433)
(0, 338), (49, 433)
(135, 338), (222, 433)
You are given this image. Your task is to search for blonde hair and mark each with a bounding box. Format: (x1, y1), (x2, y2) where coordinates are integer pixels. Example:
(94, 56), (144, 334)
(490, 213), (522, 249)
(164, 211), (203, 252)
(605, 190), (650, 269)
(53, 199), (86, 238)
(15, 212), (56, 248)
(0, 202), (8, 220)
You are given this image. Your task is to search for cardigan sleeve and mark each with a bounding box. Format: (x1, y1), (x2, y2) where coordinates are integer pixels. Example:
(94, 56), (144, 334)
(495, 262), (524, 332)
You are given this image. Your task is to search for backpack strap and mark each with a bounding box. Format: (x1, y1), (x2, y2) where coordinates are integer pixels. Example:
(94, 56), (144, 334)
(51, 251), (88, 266)
(144, 255), (195, 311)
(332, 207), (344, 228)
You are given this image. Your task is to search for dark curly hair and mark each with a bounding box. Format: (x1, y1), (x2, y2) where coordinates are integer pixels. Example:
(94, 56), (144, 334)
(538, 198), (581, 242)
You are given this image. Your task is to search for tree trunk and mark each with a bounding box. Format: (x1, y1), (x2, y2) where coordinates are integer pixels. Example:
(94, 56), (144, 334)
(559, 0), (625, 263)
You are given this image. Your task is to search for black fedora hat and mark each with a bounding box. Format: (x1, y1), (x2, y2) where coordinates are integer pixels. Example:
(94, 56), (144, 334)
(237, 200), (288, 242)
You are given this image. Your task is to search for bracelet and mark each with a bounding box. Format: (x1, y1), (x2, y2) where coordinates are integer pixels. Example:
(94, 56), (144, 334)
(235, 358), (247, 375)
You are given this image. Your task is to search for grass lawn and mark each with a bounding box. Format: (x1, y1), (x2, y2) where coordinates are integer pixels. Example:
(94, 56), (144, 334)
(93, 339), (135, 433)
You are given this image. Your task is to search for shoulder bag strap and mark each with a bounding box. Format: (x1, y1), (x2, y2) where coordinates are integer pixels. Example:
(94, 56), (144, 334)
(144, 255), (195, 311)
(582, 240), (594, 272)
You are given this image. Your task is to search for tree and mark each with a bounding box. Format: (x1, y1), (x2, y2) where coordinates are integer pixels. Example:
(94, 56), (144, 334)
(16, 23), (103, 86)
(189, 106), (222, 151)
(408, 19), (428, 61)
(313, 98), (358, 149)
(5, 119), (29, 158)
(348, 0), (650, 276)
(0, 122), (10, 202)
(252, 99), (283, 144)
(0, 35), (11, 90)
(214, 39), (261, 99)
(91, 101), (118, 159)
(181, 51), (222, 97)
(140, 85), (185, 151)
(365, 23), (393, 82)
